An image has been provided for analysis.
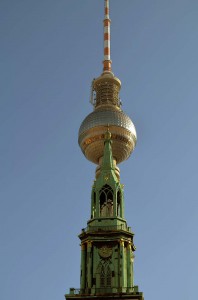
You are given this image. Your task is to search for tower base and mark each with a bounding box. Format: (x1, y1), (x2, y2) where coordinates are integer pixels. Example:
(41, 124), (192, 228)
(65, 286), (144, 300)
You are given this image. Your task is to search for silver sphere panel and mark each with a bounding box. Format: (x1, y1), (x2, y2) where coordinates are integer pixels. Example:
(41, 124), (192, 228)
(78, 110), (137, 164)
(79, 110), (136, 137)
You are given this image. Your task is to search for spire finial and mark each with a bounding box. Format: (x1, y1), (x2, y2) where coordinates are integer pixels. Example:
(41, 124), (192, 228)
(104, 125), (111, 140)
(101, 128), (114, 170)
(103, 0), (112, 72)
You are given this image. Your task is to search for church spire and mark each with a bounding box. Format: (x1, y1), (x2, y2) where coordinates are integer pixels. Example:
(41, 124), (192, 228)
(103, 0), (112, 72)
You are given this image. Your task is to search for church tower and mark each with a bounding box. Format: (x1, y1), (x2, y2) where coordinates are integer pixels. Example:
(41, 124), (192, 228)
(65, 1), (144, 299)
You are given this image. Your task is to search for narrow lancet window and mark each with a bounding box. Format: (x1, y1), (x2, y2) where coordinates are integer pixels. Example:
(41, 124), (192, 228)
(99, 185), (113, 217)
(106, 265), (112, 287)
(117, 190), (121, 217)
(93, 192), (96, 218)
(100, 265), (105, 288)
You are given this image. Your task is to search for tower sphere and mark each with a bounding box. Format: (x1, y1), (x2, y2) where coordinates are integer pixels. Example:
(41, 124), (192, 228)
(78, 73), (137, 165)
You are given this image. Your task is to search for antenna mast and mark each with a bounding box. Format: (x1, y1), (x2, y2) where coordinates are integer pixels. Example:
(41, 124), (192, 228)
(103, 0), (112, 72)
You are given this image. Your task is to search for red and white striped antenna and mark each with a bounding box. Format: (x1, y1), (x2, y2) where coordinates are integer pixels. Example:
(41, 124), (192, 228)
(103, 0), (112, 72)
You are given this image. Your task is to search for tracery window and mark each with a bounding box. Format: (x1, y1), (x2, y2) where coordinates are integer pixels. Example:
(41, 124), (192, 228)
(98, 259), (112, 288)
(99, 185), (113, 217)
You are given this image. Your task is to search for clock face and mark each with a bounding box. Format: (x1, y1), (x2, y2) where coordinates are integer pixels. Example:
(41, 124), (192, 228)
(99, 245), (112, 258)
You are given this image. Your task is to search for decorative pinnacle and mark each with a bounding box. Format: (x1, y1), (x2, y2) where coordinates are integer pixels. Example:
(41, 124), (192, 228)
(103, 0), (112, 72)
(104, 125), (111, 140)
(102, 129), (114, 170)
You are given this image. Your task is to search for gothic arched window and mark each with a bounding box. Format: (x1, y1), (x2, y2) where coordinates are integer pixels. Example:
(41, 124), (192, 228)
(99, 185), (113, 217)
(93, 192), (96, 218)
(98, 260), (112, 289)
(117, 190), (121, 217)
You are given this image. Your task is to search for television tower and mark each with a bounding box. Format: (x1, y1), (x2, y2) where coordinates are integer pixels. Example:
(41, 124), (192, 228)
(65, 1), (144, 299)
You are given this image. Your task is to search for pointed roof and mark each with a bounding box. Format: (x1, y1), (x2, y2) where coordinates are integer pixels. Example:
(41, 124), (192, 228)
(101, 129), (114, 171)
(93, 128), (120, 187)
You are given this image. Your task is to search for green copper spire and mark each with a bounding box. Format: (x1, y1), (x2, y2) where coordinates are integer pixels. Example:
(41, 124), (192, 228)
(89, 130), (125, 221)
(65, 130), (143, 300)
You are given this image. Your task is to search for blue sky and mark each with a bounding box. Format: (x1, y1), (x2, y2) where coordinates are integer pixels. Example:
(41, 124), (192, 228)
(1, 1), (198, 300)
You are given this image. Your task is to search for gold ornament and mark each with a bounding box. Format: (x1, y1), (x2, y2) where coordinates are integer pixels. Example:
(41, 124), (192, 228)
(99, 245), (112, 258)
